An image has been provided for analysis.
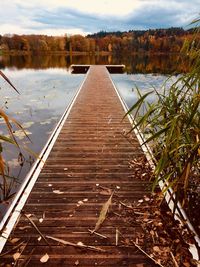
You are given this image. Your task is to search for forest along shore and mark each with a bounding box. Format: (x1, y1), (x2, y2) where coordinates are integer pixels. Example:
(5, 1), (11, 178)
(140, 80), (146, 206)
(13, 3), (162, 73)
(0, 27), (196, 56)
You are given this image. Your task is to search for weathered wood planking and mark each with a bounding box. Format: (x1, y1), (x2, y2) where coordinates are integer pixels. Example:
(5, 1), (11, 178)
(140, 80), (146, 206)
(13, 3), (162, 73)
(0, 66), (156, 266)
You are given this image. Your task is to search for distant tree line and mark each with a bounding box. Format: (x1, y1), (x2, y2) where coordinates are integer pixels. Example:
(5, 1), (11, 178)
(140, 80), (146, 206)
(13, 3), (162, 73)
(0, 27), (198, 55)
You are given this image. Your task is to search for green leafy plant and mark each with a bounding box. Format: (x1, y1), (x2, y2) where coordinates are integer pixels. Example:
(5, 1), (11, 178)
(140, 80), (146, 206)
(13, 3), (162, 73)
(127, 19), (200, 206)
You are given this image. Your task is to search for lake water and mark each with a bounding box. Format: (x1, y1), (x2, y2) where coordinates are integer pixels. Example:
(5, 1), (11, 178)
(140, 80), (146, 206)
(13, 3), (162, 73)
(111, 73), (177, 109)
(0, 53), (180, 219)
(0, 68), (84, 175)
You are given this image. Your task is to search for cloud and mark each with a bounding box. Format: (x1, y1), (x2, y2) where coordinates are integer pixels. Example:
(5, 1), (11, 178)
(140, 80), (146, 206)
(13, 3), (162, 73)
(125, 1), (199, 29)
(32, 8), (110, 33)
(31, 1), (199, 33)
(15, 0), (141, 16)
(0, 24), (87, 36)
(0, 0), (199, 35)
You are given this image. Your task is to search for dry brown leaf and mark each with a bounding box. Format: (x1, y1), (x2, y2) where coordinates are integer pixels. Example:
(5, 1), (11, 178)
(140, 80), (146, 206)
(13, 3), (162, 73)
(53, 190), (64, 194)
(10, 238), (20, 244)
(13, 252), (20, 261)
(116, 228), (119, 246)
(19, 226), (31, 230)
(40, 253), (49, 263)
(150, 230), (154, 236)
(77, 242), (84, 246)
(92, 192), (114, 233)
(153, 246), (160, 253)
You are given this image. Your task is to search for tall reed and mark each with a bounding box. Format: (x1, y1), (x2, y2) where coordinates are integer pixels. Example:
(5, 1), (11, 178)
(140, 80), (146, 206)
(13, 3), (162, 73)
(127, 19), (200, 205)
(0, 71), (22, 203)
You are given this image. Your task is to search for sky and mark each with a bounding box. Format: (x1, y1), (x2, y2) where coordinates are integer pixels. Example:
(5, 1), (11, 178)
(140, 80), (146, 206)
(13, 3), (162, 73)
(0, 0), (199, 36)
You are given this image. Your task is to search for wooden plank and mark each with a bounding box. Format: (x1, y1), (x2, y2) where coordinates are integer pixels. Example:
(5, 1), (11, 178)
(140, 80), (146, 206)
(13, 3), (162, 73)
(0, 66), (156, 266)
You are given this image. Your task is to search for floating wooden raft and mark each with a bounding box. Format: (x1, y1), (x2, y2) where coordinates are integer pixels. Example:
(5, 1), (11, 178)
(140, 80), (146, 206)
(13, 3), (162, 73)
(0, 66), (156, 266)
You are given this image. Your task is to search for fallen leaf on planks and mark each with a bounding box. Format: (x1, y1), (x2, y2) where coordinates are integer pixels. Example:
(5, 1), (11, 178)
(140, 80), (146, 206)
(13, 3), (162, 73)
(10, 238), (20, 244)
(40, 253), (49, 263)
(92, 191), (114, 233)
(13, 252), (21, 261)
(53, 190), (64, 194)
(75, 260), (79, 265)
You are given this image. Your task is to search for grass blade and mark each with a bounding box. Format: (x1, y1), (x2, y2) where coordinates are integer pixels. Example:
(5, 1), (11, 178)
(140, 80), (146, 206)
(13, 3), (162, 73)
(0, 70), (19, 94)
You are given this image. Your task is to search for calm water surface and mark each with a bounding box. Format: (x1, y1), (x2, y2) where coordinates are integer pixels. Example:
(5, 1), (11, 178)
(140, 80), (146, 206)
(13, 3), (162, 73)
(0, 66), (84, 218)
(111, 73), (177, 109)
(0, 67), (84, 173)
(0, 54), (180, 219)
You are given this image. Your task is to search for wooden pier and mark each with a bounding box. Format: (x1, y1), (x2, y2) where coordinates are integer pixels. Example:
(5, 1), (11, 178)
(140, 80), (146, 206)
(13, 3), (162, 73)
(0, 66), (155, 266)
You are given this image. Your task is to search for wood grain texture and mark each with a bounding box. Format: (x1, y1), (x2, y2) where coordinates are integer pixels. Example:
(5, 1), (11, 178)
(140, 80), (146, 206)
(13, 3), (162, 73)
(1, 66), (156, 267)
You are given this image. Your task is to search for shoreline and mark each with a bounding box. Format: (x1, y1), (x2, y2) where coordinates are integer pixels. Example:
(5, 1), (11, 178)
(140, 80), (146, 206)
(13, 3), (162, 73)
(0, 50), (182, 56)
